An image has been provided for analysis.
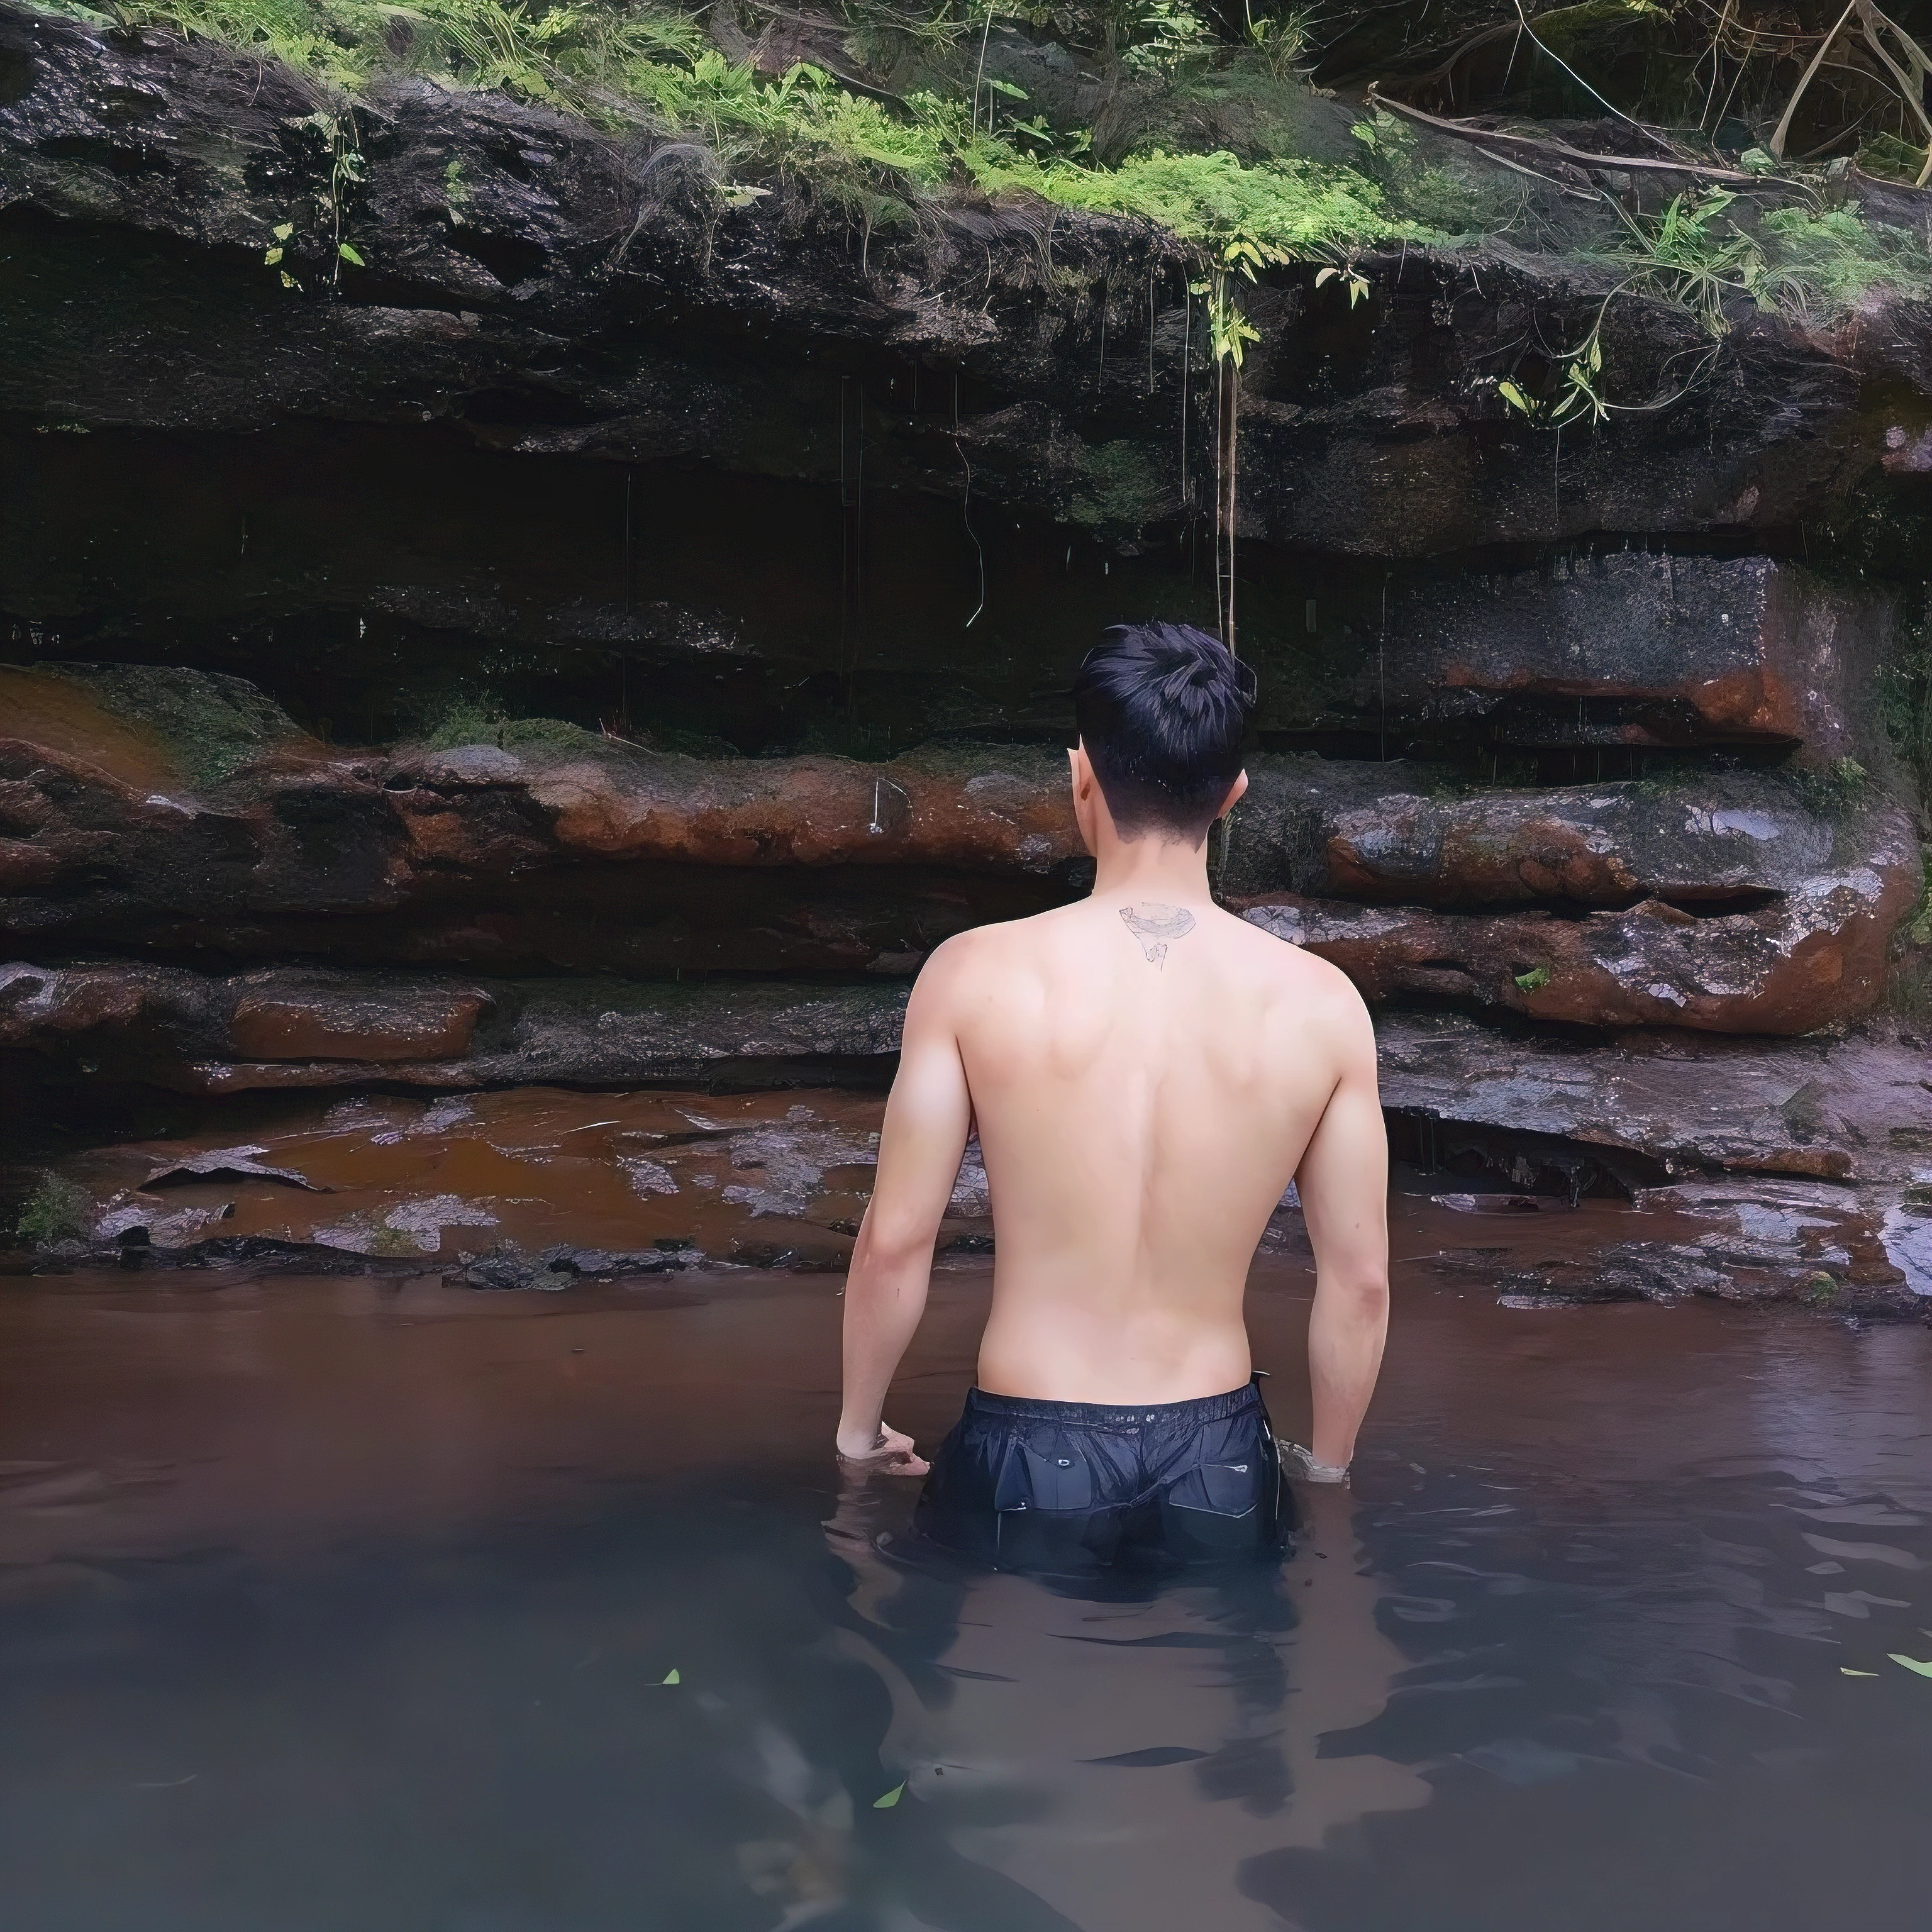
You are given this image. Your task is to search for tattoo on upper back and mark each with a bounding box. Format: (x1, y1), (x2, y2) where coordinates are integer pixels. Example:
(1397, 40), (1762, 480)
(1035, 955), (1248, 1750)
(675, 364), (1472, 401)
(1119, 900), (1196, 969)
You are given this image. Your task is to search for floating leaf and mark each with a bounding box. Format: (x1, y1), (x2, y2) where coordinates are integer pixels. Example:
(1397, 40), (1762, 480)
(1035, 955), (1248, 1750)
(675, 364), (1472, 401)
(272, 222), (294, 242)
(660, 1667), (680, 1685)
(1840, 1667), (1879, 1676)
(263, 246), (283, 266)
(1514, 966), (1552, 992)
(338, 243), (365, 267)
(872, 1782), (904, 1808)
(278, 270), (299, 290)
(1890, 1654), (1932, 1677)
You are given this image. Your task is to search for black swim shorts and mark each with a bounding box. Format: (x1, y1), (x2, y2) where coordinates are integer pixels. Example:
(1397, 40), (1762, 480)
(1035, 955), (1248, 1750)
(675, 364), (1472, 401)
(913, 1380), (1291, 1574)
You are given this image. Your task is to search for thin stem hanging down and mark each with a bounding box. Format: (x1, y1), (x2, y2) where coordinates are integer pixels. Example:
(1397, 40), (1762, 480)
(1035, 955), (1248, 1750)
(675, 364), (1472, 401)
(1216, 352), (1238, 654)
(1197, 259), (1262, 657)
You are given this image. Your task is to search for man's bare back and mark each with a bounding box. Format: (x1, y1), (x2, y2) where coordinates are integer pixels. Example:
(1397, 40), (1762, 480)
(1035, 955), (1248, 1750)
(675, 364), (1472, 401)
(941, 886), (1377, 1406)
(836, 623), (1389, 1566)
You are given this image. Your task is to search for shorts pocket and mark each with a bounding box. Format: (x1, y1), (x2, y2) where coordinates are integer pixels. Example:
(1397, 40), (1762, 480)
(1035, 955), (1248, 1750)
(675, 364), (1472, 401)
(994, 1440), (1096, 1514)
(1160, 1452), (1279, 1560)
(1165, 1460), (1262, 1519)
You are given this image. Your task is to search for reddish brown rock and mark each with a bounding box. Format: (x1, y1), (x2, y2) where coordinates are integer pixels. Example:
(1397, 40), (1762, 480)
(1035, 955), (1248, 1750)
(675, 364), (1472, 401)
(13, 993), (1926, 1305)
(1325, 555), (1893, 762)
(0, 961), (909, 1094)
(0, 698), (1087, 974)
(1228, 765), (1843, 908)
(1237, 797), (1923, 1035)
(229, 986), (491, 1062)
(1, 667), (1919, 1030)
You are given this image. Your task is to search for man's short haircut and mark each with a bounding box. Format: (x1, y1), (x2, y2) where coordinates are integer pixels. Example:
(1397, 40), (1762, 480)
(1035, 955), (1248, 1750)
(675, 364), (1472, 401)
(1072, 622), (1256, 845)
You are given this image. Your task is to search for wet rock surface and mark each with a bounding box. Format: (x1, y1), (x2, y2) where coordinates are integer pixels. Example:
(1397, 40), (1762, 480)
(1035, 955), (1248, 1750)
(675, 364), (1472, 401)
(1378, 1013), (1931, 1311)
(1302, 554), (1899, 765)
(1238, 795), (1922, 1035)
(0, 960), (911, 1091)
(5, 4), (1931, 569)
(25, 1085), (979, 1277)
(13, 1072), (1925, 1315)
(3, 9), (1929, 1329)
(2, 662), (1918, 1030)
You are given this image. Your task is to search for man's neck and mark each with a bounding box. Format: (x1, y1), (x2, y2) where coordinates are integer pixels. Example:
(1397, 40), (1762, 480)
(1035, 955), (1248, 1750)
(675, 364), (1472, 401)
(1090, 831), (1214, 904)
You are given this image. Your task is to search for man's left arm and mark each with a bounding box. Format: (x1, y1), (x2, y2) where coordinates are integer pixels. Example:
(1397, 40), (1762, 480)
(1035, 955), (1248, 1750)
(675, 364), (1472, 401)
(835, 951), (974, 1474)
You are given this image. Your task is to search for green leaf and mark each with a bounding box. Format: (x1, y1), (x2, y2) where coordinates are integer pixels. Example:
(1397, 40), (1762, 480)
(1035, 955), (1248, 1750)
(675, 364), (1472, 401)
(1514, 966), (1552, 992)
(985, 78), (1026, 99)
(337, 243), (365, 267)
(660, 1667), (681, 1685)
(1840, 1667), (1879, 1676)
(263, 247), (283, 266)
(1890, 1655), (1932, 1677)
(872, 1782), (904, 1808)
(1497, 380), (1534, 417)
(272, 222), (294, 242)
(278, 270), (299, 290)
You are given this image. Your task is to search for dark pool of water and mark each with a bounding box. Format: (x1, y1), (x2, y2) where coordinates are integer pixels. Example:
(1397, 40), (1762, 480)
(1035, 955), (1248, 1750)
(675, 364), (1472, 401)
(1, 1263), (1928, 1932)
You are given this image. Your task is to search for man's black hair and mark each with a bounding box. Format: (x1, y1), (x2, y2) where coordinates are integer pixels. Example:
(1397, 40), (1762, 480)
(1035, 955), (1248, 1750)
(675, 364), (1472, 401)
(1072, 621), (1256, 845)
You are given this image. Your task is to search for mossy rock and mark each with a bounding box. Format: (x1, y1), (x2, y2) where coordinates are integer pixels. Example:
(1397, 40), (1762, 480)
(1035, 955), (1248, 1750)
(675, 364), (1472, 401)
(43, 663), (304, 786)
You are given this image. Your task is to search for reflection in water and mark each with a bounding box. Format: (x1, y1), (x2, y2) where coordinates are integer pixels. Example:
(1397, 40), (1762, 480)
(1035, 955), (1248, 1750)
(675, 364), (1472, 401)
(0, 1267), (1926, 1929)
(822, 1473), (1430, 1932)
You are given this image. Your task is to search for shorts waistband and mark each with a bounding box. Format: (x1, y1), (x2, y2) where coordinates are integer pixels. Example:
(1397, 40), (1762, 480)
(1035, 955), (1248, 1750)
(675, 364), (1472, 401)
(963, 1383), (1263, 1429)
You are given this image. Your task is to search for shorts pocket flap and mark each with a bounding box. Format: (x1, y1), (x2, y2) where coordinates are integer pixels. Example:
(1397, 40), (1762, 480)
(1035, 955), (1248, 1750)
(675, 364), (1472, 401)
(1017, 1443), (1095, 1513)
(1168, 1460), (1260, 1518)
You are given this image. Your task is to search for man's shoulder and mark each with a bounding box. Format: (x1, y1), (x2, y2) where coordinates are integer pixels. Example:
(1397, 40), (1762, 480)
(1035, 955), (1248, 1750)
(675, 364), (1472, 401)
(1213, 904), (1362, 996)
(912, 906), (1067, 995)
(1212, 907), (1377, 1052)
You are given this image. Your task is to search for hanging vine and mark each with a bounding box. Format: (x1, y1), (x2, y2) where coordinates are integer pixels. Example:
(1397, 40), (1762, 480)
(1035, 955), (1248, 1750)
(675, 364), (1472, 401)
(1194, 242), (1365, 657)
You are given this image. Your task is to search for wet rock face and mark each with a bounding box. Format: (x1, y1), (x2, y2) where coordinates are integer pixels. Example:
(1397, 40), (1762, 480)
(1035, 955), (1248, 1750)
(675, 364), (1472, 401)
(1238, 796), (1923, 1035)
(0, 960), (911, 1092)
(5, 5), (1931, 568)
(1, 660), (1920, 1031)
(3, 11), (1929, 1316)
(18, 1042), (1927, 1311)
(1286, 554), (1897, 766)
(1230, 763), (1880, 907)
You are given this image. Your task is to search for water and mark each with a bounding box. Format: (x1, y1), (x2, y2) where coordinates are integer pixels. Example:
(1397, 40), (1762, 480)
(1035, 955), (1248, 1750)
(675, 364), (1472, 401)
(1, 1263), (1928, 1931)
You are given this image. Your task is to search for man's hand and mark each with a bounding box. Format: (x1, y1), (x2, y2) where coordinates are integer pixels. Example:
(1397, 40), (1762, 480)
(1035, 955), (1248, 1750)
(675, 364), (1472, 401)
(835, 1421), (930, 1477)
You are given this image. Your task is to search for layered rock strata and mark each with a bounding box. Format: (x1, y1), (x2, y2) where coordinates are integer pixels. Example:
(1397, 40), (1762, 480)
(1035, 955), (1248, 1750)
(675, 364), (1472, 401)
(4, 4), (1931, 572)
(1237, 801), (1921, 1035)
(15, 1017), (1926, 1309)
(1, 663), (1918, 1031)
(8, 957), (1923, 1172)
(1291, 553), (1900, 765)
(3, 6), (1928, 1316)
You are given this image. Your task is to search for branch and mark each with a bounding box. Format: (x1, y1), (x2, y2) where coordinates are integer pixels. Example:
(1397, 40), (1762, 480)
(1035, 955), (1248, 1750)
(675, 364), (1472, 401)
(1367, 91), (1758, 184)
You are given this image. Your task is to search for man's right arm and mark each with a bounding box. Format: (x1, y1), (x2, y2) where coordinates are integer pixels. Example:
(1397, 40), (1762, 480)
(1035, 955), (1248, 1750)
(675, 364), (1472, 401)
(1293, 986), (1390, 1474)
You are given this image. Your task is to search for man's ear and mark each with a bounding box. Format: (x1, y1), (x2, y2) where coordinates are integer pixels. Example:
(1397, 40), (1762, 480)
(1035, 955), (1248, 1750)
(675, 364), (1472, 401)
(1219, 768), (1250, 818)
(1069, 740), (1102, 860)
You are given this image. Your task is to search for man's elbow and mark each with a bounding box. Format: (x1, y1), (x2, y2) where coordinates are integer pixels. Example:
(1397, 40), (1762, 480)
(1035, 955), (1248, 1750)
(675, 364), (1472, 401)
(855, 1208), (940, 1275)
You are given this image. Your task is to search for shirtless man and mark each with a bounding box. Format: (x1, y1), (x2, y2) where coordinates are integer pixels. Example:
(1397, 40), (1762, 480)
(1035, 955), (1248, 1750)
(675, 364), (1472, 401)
(835, 621), (1390, 1570)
